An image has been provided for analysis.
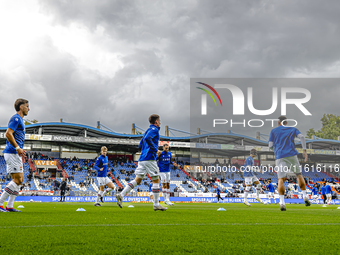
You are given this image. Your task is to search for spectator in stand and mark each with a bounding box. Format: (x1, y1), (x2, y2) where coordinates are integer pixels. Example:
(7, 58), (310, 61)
(59, 178), (67, 202)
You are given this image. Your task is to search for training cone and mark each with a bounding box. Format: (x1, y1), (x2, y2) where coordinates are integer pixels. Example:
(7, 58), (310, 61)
(217, 208), (226, 211)
(76, 208), (86, 211)
(128, 205), (134, 208)
(17, 205), (25, 209)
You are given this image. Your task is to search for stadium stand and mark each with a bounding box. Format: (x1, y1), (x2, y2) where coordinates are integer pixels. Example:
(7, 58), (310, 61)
(1, 153), (339, 200)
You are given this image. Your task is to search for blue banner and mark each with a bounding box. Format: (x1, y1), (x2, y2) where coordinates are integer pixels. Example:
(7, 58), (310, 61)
(14, 196), (340, 205)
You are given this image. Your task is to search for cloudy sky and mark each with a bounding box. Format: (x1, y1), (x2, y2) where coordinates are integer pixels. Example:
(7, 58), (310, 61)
(1, 0), (340, 137)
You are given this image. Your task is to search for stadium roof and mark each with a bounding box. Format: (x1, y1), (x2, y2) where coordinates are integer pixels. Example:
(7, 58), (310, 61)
(1, 122), (340, 159)
(0, 122), (268, 144)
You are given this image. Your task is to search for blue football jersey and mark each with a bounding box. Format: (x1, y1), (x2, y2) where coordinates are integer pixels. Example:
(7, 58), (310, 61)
(158, 151), (173, 173)
(243, 156), (255, 177)
(311, 187), (318, 195)
(267, 183), (275, 193)
(269, 125), (301, 160)
(3, 114), (25, 154)
(94, 155), (109, 177)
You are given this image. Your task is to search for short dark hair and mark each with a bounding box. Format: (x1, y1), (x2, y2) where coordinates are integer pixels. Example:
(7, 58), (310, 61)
(149, 114), (160, 124)
(250, 149), (257, 155)
(278, 116), (287, 125)
(15, 98), (29, 112)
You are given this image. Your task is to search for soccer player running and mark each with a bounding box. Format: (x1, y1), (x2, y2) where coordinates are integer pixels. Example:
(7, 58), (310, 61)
(325, 182), (332, 205)
(266, 180), (277, 204)
(116, 114), (167, 211)
(311, 184), (319, 204)
(243, 149), (264, 206)
(94, 146), (115, 206)
(269, 116), (311, 211)
(0, 99), (29, 212)
(216, 186), (223, 203)
(158, 143), (178, 206)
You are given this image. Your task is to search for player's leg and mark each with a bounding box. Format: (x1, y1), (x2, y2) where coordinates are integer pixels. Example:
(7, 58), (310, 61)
(95, 184), (105, 206)
(312, 195), (317, 203)
(5, 172), (23, 212)
(162, 182), (168, 204)
(119, 162), (144, 197)
(147, 161), (166, 211)
(152, 177), (161, 206)
(253, 179), (264, 204)
(116, 164), (143, 208)
(276, 158), (292, 211)
(166, 181), (172, 204)
(164, 173), (173, 205)
(278, 178), (286, 210)
(120, 177), (141, 197)
(296, 174), (310, 206)
(289, 155), (310, 206)
(243, 179), (251, 206)
(103, 179), (115, 196)
(160, 173), (167, 204)
(327, 194), (331, 205)
(0, 154), (23, 212)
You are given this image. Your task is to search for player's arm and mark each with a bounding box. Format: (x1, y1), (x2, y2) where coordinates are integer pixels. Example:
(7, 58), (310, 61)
(94, 158), (103, 171)
(170, 153), (178, 168)
(244, 158), (251, 172)
(144, 129), (158, 153)
(5, 128), (25, 156)
(296, 129), (307, 162)
(268, 130), (274, 151)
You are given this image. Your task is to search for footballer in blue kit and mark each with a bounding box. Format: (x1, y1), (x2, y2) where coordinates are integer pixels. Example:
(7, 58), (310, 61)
(266, 180), (277, 204)
(215, 187), (223, 203)
(242, 149), (264, 206)
(325, 182), (332, 205)
(311, 184), (319, 204)
(93, 146), (116, 207)
(158, 143), (178, 206)
(0, 99), (29, 213)
(269, 116), (311, 211)
(116, 114), (167, 211)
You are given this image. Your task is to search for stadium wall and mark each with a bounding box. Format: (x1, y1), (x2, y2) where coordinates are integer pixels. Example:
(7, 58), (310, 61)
(61, 152), (98, 159)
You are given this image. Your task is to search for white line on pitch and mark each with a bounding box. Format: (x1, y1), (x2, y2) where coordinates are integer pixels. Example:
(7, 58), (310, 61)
(1, 222), (340, 229)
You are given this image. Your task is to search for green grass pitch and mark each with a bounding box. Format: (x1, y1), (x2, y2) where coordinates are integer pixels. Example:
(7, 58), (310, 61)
(0, 202), (339, 254)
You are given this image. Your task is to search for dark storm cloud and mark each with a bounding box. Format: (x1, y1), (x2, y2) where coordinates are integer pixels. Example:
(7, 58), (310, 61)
(1, 0), (340, 137)
(39, 0), (340, 77)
